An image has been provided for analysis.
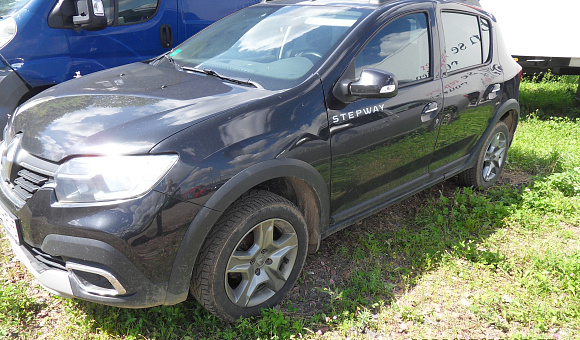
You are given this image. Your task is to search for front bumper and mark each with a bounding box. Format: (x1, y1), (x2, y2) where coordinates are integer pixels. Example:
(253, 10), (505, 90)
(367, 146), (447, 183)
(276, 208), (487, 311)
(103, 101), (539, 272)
(3, 217), (173, 308)
(0, 159), (198, 308)
(5, 229), (73, 298)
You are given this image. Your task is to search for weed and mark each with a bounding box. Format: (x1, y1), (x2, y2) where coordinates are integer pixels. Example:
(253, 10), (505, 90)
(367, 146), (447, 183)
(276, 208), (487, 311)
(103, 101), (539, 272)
(0, 280), (43, 335)
(520, 73), (580, 119)
(509, 116), (580, 175)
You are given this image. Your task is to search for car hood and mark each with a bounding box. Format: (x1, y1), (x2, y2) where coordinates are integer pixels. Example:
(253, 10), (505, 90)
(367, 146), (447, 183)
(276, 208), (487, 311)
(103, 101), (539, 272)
(12, 62), (271, 162)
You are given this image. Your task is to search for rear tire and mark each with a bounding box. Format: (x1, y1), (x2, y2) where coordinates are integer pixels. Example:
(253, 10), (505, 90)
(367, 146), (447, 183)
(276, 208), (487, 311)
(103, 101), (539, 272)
(191, 190), (308, 322)
(457, 121), (510, 189)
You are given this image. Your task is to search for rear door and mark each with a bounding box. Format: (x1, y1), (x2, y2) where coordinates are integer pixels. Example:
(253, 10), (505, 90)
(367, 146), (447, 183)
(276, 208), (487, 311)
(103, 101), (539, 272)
(429, 6), (503, 176)
(328, 5), (444, 222)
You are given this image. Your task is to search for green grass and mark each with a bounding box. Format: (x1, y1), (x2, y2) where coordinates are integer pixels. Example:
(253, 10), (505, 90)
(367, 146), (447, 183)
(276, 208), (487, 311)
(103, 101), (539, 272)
(0, 280), (44, 337)
(520, 73), (580, 119)
(1, 76), (580, 339)
(508, 117), (580, 175)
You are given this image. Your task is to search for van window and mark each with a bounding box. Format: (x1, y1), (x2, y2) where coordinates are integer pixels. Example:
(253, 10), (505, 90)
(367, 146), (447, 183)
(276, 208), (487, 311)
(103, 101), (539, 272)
(442, 12), (491, 72)
(355, 13), (430, 85)
(48, 0), (158, 28)
(117, 0), (158, 25)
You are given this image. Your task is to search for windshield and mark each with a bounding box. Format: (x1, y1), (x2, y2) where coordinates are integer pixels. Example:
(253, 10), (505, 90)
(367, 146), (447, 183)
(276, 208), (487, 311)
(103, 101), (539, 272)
(0, 0), (29, 17)
(161, 5), (367, 90)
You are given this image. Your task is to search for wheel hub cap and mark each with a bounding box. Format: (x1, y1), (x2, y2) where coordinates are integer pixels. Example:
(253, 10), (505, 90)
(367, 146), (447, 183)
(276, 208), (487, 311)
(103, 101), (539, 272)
(482, 131), (507, 182)
(225, 218), (298, 308)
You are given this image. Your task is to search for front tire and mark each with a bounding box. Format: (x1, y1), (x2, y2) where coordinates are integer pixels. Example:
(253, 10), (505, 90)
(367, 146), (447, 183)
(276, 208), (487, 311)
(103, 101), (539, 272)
(457, 121), (510, 189)
(191, 190), (308, 322)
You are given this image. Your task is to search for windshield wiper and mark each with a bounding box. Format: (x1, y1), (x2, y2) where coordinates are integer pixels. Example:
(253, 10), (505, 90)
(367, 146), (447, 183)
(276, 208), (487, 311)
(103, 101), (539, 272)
(181, 67), (260, 88)
(163, 54), (181, 70)
(149, 53), (181, 69)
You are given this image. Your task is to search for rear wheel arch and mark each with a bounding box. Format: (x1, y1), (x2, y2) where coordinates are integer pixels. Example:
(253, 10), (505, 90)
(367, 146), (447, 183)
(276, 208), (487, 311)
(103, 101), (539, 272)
(499, 107), (519, 146)
(455, 99), (519, 189)
(164, 158), (329, 304)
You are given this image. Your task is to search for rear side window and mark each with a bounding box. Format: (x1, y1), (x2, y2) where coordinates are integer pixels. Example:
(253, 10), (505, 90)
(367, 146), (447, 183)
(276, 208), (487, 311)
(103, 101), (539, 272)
(441, 12), (491, 73)
(355, 12), (430, 85)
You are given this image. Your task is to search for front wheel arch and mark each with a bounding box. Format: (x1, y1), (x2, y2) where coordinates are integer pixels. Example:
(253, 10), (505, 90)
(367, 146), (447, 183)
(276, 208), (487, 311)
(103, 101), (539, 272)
(191, 190), (308, 322)
(164, 158), (329, 305)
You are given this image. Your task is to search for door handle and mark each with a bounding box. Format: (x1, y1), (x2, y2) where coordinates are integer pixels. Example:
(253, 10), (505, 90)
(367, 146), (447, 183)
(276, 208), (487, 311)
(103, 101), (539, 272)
(488, 83), (501, 100)
(421, 102), (438, 122)
(160, 25), (173, 49)
(329, 123), (353, 135)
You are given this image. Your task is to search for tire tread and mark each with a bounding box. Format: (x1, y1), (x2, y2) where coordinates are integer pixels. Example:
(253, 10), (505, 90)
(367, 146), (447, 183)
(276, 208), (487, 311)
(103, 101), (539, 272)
(191, 190), (304, 321)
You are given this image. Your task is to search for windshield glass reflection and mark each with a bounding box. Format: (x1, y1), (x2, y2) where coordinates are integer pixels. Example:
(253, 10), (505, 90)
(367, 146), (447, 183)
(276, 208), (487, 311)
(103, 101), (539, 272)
(0, 0), (29, 16)
(164, 6), (366, 90)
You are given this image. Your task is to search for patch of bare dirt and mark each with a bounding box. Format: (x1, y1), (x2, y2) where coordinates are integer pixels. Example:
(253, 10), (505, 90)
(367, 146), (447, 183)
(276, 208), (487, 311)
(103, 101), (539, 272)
(282, 170), (532, 320)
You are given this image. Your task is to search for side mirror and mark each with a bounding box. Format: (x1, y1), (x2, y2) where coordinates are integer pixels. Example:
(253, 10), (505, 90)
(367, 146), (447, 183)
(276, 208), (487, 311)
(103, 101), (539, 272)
(73, 0), (107, 31)
(349, 69), (398, 98)
(334, 69), (399, 103)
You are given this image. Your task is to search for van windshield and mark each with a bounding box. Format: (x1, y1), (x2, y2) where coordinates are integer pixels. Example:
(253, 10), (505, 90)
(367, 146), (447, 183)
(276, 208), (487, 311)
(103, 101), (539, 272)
(163, 5), (367, 90)
(0, 0), (30, 17)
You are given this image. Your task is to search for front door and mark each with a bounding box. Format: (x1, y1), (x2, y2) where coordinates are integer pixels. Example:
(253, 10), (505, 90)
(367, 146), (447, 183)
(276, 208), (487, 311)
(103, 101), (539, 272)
(328, 10), (443, 222)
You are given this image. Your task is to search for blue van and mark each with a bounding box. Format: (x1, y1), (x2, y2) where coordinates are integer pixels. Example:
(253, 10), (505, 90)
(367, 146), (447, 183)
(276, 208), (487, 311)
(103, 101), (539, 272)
(0, 0), (259, 129)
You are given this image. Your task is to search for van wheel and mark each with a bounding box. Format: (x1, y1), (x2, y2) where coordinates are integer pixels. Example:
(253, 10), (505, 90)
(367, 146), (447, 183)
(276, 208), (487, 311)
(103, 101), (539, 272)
(191, 190), (308, 322)
(457, 121), (510, 189)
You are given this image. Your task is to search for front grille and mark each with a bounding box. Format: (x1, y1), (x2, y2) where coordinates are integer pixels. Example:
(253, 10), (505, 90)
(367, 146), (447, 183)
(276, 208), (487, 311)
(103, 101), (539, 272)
(0, 135), (58, 206)
(12, 168), (50, 202)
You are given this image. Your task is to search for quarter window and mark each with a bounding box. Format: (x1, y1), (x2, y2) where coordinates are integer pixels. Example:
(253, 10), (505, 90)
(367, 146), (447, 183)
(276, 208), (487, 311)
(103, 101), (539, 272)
(442, 12), (491, 72)
(481, 18), (491, 62)
(355, 13), (430, 85)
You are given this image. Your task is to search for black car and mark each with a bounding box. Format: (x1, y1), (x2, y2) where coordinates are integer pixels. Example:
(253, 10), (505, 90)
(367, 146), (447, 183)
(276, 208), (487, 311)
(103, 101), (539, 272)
(0, 0), (521, 322)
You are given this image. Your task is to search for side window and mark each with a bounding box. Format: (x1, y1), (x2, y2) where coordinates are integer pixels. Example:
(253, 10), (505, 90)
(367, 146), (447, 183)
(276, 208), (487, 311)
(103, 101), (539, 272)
(355, 13), (430, 85)
(103, 0), (114, 25)
(117, 0), (159, 25)
(442, 12), (491, 72)
(481, 18), (491, 62)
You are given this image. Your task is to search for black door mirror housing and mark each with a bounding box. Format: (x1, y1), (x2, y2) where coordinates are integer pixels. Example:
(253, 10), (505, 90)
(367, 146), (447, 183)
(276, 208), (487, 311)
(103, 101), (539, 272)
(73, 0), (107, 31)
(334, 69), (399, 103)
(349, 69), (398, 98)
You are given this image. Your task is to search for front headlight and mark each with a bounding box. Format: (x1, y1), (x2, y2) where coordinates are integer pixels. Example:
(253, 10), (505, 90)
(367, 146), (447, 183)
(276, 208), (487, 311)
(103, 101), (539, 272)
(54, 155), (178, 203)
(0, 17), (17, 50)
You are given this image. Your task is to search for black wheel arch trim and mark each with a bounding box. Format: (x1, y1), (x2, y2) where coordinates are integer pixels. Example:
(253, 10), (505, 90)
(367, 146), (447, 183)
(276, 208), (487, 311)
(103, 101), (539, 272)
(457, 98), (520, 173)
(164, 158), (330, 304)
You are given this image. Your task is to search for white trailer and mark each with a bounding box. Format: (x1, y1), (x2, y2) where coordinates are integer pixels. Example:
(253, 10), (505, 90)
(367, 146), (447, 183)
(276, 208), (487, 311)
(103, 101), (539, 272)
(480, 0), (580, 98)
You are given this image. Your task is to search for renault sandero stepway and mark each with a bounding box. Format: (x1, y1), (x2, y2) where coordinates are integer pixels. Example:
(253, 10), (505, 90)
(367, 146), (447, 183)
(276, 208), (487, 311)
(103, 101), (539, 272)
(0, 0), (521, 321)
(0, 0), (259, 130)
